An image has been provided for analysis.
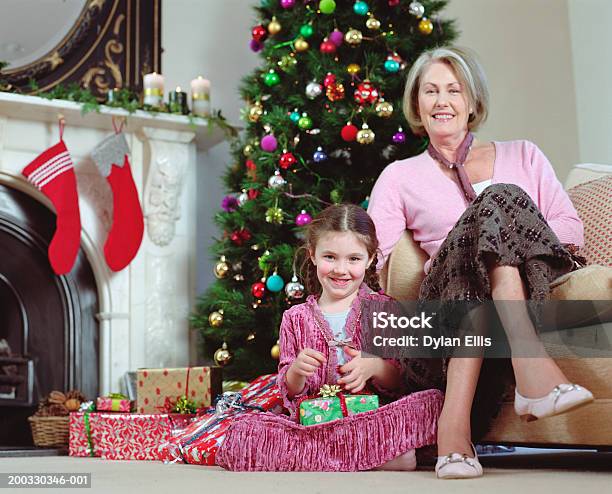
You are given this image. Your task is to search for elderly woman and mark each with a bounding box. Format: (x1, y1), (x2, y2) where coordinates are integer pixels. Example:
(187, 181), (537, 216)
(368, 46), (593, 479)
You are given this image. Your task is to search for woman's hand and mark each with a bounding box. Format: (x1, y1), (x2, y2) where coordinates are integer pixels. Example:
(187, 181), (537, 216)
(337, 347), (383, 393)
(285, 348), (326, 398)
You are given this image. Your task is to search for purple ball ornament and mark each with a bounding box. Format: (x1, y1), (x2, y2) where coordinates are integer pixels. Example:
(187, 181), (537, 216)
(221, 195), (239, 212)
(295, 210), (313, 226)
(392, 128), (406, 144)
(261, 134), (278, 152)
(280, 0), (296, 8)
(249, 39), (263, 52)
(329, 29), (344, 47)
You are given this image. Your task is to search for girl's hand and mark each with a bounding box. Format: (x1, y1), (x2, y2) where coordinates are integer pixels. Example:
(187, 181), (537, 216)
(288, 348), (327, 378)
(337, 347), (382, 393)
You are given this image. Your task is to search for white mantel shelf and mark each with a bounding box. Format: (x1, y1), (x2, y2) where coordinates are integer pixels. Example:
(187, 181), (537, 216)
(0, 92), (227, 152)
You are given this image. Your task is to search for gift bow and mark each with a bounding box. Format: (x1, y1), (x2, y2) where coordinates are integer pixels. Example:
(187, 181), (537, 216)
(319, 384), (342, 398)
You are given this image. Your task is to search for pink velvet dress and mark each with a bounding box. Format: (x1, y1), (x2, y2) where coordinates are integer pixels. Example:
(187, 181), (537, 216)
(216, 284), (443, 471)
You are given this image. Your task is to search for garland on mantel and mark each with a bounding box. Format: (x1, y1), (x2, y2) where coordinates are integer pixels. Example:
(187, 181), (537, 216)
(0, 61), (237, 139)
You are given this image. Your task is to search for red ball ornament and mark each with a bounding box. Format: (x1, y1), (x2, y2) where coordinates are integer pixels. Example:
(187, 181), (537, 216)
(279, 152), (297, 169)
(245, 159), (256, 170)
(341, 123), (359, 142)
(354, 80), (380, 105)
(247, 188), (259, 200)
(388, 0), (400, 6)
(251, 281), (266, 299)
(252, 25), (267, 42)
(323, 73), (336, 88)
(319, 38), (336, 54)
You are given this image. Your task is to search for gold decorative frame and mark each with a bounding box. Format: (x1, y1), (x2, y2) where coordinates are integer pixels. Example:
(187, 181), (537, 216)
(2, 0), (161, 99)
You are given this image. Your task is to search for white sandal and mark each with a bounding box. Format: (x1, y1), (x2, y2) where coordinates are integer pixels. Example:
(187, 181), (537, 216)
(514, 383), (594, 422)
(435, 443), (483, 479)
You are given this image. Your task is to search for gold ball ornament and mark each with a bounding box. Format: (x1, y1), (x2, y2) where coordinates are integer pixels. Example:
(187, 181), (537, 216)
(356, 123), (375, 144)
(375, 99), (394, 118)
(208, 309), (224, 328)
(366, 16), (381, 30)
(243, 144), (254, 157)
(294, 37), (309, 52)
(213, 256), (230, 279)
(344, 29), (363, 45)
(418, 17), (434, 35)
(248, 103), (263, 122)
(271, 340), (280, 360)
(214, 342), (233, 367)
(268, 16), (282, 35)
(347, 63), (361, 75)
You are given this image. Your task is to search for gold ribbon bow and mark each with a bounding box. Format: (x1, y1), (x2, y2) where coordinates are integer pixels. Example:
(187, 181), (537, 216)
(319, 384), (341, 398)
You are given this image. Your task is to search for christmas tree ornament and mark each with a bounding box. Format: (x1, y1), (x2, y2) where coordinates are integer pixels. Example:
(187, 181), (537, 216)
(248, 102), (264, 122)
(22, 131), (81, 275)
(263, 69), (280, 87)
(237, 189), (249, 206)
(392, 127), (406, 144)
(246, 332), (256, 342)
(214, 256), (230, 279)
(265, 206), (284, 224)
(248, 188), (259, 200)
(89, 131), (144, 271)
(290, 109), (301, 123)
(388, 0), (400, 6)
(313, 147), (328, 162)
(306, 81), (323, 99)
(357, 123), (375, 144)
(384, 57), (401, 73)
(245, 159), (257, 171)
(230, 228), (252, 246)
(278, 54), (297, 71)
(347, 63), (361, 75)
(390, 51), (407, 70)
(323, 73), (336, 87)
(329, 29), (344, 46)
(344, 29), (363, 45)
(266, 272), (285, 292)
(299, 24), (314, 38)
(366, 16), (381, 30)
(221, 195), (239, 212)
(360, 196), (370, 209)
(252, 25), (267, 42)
(353, 1), (369, 16)
(250, 39), (263, 52)
(268, 16), (282, 35)
(319, 0), (336, 14)
(341, 123), (359, 141)
(295, 210), (312, 226)
(375, 99), (394, 117)
(243, 144), (254, 156)
(319, 38), (337, 54)
(261, 134), (278, 152)
(271, 341), (280, 360)
(280, 0), (295, 9)
(298, 113), (313, 130)
(214, 342), (233, 367)
(354, 80), (380, 105)
(418, 17), (434, 35)
(268, 170), (287, 189)
(285, 275), (305, 299)
(409, 1), (425, 18)
(258, 250), (272, 271)
(294, 37), (309, 52)
(208, 309), (224, 328)
(326, 82), (345, 101)
(279, 151), (297, 169)
(330, 189), (343, 203)
(251, 280), (266, 298)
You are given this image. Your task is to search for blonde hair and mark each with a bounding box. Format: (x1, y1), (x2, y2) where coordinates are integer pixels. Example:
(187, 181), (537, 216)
(403, 46), (489, 136)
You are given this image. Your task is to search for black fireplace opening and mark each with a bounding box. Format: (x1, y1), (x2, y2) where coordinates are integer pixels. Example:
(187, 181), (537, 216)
(0, 183), (99, 448)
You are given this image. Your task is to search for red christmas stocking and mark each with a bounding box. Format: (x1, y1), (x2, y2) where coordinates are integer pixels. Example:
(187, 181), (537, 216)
(22, 140), (81, 275)
(91, 132), (144, 271)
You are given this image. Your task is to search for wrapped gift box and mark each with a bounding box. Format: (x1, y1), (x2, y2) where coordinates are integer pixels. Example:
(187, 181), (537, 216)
(69, 412), (195, 460)
(158, 373), (283, 465)
(299, 394), (379, 426)
(136, 366), (222, 414)
(96, 396), (131, 413)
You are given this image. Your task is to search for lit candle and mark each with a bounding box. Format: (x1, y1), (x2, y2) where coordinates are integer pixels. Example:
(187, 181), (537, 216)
(190, 76), (211, 117)
(106, 87), (120, 105)
(143, 72), (164, 108)
(169, 86), (188, 115)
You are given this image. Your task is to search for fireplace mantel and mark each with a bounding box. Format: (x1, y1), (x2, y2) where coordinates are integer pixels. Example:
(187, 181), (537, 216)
(0, 92), (226, 394)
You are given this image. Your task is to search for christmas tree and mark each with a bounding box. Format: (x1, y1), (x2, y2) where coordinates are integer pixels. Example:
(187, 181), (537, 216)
(193, 0), (457, 379)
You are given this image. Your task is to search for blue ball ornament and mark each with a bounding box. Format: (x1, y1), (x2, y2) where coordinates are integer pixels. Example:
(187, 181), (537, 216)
(313, 146), (327, 162)
(353, 1), (369, 16)
(290, 110), (301, 123)
(384, 59), (400, 73)
(266, 273), (285, 292)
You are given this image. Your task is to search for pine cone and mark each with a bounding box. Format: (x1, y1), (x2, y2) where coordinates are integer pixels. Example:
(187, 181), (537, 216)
(48, 390), (66, 404)
(65, 389), (87, 402)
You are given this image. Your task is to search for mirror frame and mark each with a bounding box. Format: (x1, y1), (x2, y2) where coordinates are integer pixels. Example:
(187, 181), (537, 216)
(2, 0), (161, 99)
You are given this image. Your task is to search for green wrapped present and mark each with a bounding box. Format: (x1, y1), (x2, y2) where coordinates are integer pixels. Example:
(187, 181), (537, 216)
(298, 384), (379, 426)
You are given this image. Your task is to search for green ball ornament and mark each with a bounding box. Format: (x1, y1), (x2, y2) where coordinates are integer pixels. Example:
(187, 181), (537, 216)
(266, 273), (285, 292)
(353, 1), (369, 15)
(298, 114), (313, 130)
(299, 24), (314, 38)
(319, 0), (336, 15)
(263, 70), (280, 87)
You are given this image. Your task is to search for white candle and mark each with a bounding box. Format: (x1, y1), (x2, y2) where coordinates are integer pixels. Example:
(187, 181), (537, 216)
(143, 72), (164, 107)
(190, 76), (211, 117)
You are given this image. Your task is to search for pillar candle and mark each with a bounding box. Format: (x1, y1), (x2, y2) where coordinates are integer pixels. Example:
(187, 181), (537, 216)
(143, 72), (164, 108)
(169, 86), (189, 115)
(190, 76), (211, 117)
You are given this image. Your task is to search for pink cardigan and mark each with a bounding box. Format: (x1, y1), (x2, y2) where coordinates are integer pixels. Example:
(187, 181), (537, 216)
(368, 140), (584, 274)
(277, 284), (397, 419)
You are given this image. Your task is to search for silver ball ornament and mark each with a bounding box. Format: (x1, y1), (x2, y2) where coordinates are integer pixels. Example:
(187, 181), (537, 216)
(306, 81), (323, 99)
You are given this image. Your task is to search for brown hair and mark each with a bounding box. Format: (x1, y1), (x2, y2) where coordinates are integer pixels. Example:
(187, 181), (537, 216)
(298, 204), (381, 296)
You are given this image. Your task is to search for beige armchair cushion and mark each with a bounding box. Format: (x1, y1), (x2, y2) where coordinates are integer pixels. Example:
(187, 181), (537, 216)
(380, 230), (427, 301)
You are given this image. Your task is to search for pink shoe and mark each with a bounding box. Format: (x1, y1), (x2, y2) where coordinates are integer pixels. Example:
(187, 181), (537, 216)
(514, 383), (594, 422)
(435, 443), (483, 479)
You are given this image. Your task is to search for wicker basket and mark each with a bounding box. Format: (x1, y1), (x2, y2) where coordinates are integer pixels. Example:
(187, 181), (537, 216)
(28, 415), (70, 447)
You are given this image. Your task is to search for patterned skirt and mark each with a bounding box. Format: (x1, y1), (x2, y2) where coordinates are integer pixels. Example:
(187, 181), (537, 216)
(402, 183), (578, 439)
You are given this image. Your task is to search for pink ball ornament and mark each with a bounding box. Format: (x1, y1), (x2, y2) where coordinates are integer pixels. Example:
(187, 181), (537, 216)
(320, 39), (336, 54)
(261, 134), (278, 152)
(392, 130), (406, 144)
(280, 0), (296, 7)
(323, 73), (336, 87)
(329, 29), (344, 46)
(295, 210), (313, 226)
